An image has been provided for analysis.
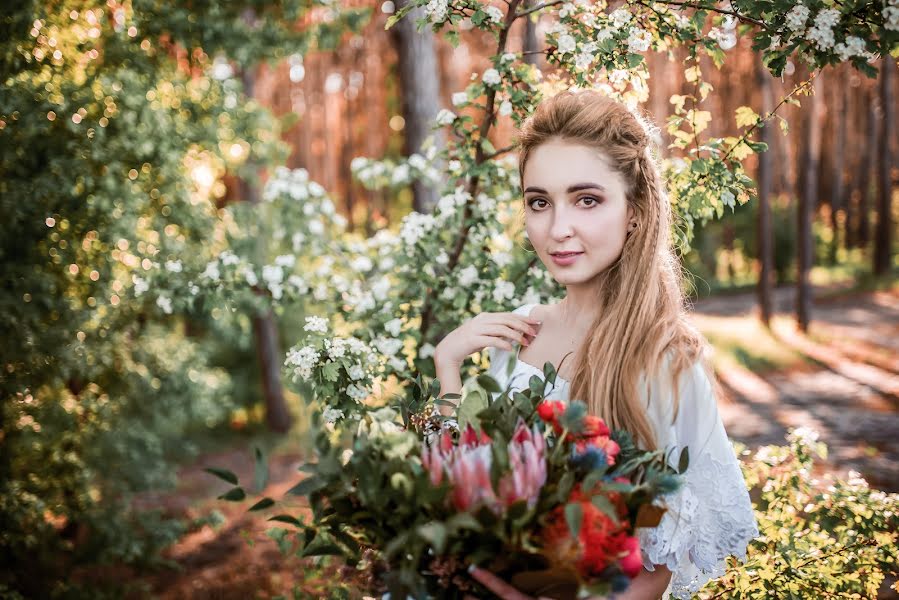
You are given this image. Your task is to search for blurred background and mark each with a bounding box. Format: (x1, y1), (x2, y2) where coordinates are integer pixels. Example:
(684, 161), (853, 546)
(1, 1), (896, 598)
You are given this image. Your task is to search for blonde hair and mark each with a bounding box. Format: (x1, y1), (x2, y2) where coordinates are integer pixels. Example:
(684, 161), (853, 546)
(515, 89), (713, 451)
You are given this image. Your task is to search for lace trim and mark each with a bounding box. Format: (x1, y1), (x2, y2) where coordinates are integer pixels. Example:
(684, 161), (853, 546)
(637, 448), (759, 599)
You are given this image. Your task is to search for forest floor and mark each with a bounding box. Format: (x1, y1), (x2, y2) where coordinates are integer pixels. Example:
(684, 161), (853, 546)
(134, 283), (899, 600)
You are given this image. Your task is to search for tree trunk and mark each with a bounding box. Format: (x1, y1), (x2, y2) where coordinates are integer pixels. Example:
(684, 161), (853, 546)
(756, 59), (774, 328)
(874, 56), (895, 275)
(829, 68), (847, 264)
(797, 76), (822, 333)
(523, 0), (539, 66)
(238, 10), (292, 433)
(389, 0), (444, 214)
(858, 86), (877, 248)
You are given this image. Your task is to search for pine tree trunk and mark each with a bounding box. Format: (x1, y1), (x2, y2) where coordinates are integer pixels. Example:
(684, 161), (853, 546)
(874, 56), (895, 275)
(390, 0), (444, 214)
(858, 87), (877, 248)
(797, 76), (822, 332)
(756, 60), (774, 328)
(829, 69), (847, 264)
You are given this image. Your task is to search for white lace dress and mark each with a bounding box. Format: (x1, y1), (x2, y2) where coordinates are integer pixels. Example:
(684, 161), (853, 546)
(483, 304), (759, 599)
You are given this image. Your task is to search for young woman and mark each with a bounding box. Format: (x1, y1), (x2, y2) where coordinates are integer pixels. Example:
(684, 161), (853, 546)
(433, 90), (758, 599)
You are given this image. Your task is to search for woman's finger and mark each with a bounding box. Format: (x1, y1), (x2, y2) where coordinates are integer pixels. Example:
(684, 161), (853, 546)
(468, 567), (533, 600)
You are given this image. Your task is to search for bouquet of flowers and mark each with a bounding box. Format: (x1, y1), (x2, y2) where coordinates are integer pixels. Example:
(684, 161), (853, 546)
(286, 365), (686, 599)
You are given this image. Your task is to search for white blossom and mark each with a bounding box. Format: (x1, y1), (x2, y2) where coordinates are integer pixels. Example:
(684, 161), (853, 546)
(448, 159), (462, 173)
(436, 250), (450, 265)
(351, 256), (373, 272)
(574, 52), (594, 71)
(285, 345), (320, 380)
(165, 260), (182, 272)
(499, 100), (513, 116)
(492, 280), (515, 302)
(834, 36), (866, 60)
(132, 275), (149, 296)
(807, 8), (839, 50)
(385, 318), (403, 337)
(483, 5), (503, 23)
(346, 383), (370, 402)
(156, 295), (173, 314)
(886, 5), (899, 31)
(308, 219), (325, 235)
(348, 364), (366, 380)
(557, 33), (577, 54)
(262, 264), (283, 286)
(788, 426), (820, 447)
(785, 4), (810, 32)
(240, 265), (258, 286)
(419, 343), (436, 359)
(482, 68), (501, 86)
(609, 8), (632, 27)
(501, 52), (516, 63)
(408, 153), (427, 170)
(458, 265), (479, 286)
(304, 315), (329, 333)
(399, 211), (436, 247)
(322, 406), (345, 423)
(452, 91), (468, 106)
(627, 27), (652, 52)
(219, 250), (239, 266)
(558, 2), (576, 18)
(435, 108), (456, 126)
(274, 254), (295, 268)
(423, 0), (448, 22)
(200, 261), (220, 281)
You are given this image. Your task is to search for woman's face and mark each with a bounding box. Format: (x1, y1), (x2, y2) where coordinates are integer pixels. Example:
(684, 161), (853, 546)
(522, 139), (634, 285)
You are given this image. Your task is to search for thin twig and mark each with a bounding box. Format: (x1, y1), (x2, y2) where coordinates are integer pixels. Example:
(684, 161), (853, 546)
(644, 0), (766, 28)
(514, 0), (564, 20)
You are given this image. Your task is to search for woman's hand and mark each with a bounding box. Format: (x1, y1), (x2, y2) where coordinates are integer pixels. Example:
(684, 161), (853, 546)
(463, 567), (610, 600)
(463, 566), (555, 600)
(434, 311), (541, 369)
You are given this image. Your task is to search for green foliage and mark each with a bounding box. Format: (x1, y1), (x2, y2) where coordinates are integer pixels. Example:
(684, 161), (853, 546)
(701, 430), (898, 598)
(0, 1), (366, 595)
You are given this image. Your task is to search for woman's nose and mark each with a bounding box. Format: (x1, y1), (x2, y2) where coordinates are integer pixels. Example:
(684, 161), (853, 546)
(549, 208), (576, 240)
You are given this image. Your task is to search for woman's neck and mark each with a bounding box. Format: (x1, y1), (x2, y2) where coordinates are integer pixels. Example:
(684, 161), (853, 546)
(556, 288), (600, 331)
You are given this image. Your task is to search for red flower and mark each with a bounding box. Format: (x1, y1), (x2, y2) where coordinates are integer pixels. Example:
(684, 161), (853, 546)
(537, 400), (565, 423)
(582, 415), (610, 438)
(618, 536), (643, 578)
(541, 487), (638, 579)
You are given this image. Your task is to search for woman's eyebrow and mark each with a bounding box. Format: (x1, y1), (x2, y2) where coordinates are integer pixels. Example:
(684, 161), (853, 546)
(523, 182), (606, 194)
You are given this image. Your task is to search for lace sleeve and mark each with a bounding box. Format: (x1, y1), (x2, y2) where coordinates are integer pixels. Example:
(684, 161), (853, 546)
(637, 359), (759, 599)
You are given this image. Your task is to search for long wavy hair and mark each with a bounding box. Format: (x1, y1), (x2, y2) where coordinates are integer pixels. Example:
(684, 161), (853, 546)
(515, 89), (715, 451)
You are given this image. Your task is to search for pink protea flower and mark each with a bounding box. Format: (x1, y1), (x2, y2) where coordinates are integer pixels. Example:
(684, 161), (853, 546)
(421, 421), (547, 514)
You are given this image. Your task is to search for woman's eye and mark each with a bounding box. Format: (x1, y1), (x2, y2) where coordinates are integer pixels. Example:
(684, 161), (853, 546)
(527, 198), (548, 209)
(579, 196), (600, 207)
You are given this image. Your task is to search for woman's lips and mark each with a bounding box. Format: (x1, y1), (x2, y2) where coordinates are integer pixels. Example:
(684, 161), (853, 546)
(550, 252), (583, 266)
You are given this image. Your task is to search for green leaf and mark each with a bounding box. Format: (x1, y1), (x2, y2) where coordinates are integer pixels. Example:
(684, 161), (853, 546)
(447, 512), (483, 533)
(735, 105), (760, 129)
(287, 475), (326, 497)
(248, 497), (275, 511)
(591, 494), (620, 525)
(417, 521), (448, 554)
(218, 487), (246, 502)
(477, 374), (502, 393)
(565, 502), (583, 538)
(204, 467), (238, 485)
(254, 446), (268, 492)
(678, 446), (690, 474)
(268, 514), (303, 526)
(542, 361), (557, 385)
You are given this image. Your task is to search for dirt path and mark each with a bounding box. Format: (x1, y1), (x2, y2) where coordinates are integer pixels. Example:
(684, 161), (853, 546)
(696, 286), (899, 492)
